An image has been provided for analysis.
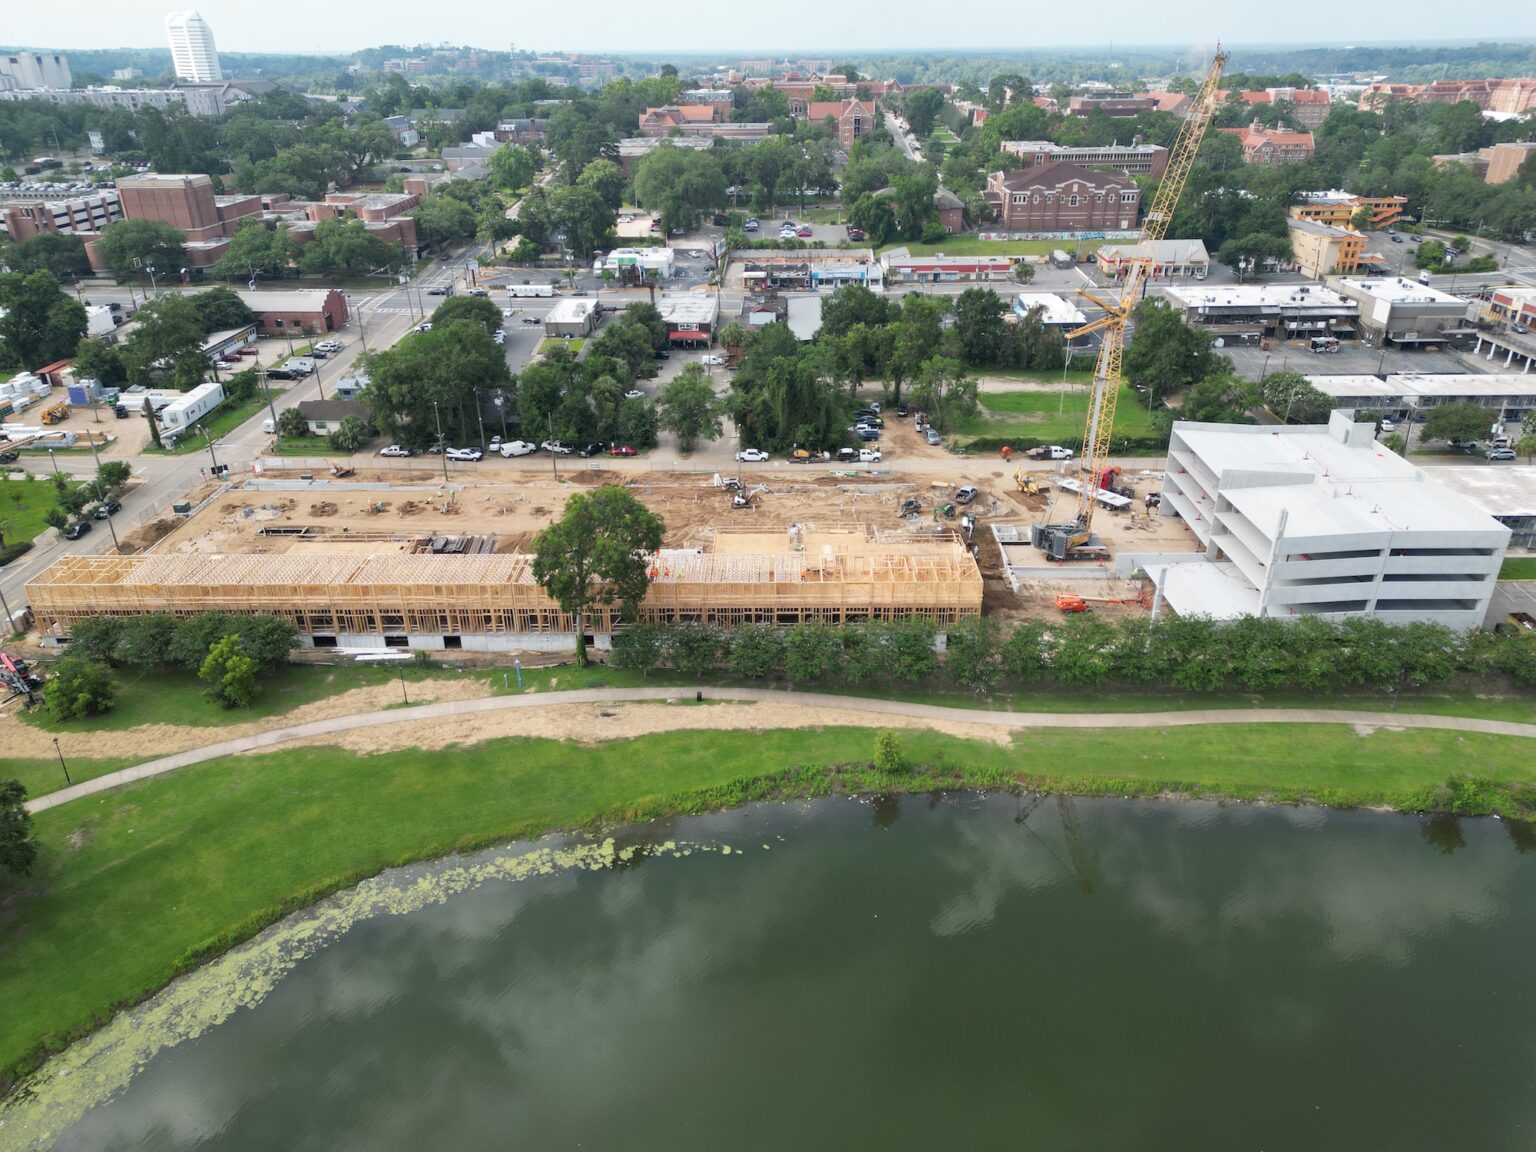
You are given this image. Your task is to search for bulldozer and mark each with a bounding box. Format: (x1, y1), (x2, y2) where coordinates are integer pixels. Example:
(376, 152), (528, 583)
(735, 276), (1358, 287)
(898, 497), (923, 517)
(1013, 468), (1049, 497)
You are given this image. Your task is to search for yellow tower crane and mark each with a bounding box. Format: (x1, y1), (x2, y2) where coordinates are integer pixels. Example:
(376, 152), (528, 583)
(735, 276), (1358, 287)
(1032, 48), (1229, 561)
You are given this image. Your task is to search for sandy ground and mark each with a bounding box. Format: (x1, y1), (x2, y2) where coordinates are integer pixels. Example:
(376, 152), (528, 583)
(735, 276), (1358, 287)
(0, 675), (492, 761)
(258, 697), (1016, 758)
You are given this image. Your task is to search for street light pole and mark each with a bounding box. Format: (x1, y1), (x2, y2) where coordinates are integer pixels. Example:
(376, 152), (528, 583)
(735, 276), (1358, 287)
(398, 663), (409, 705)
(204, 425), (220, 474)
(548, 413), (558, 479)
(473, 388), (487, 448)
(52, 738), (71, 786)
(47, 448), (58, 476)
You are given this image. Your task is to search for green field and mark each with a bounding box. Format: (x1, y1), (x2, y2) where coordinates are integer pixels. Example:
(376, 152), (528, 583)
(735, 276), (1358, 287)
(880, 237), (1064, 257)
(269, 435), (356, 457)
(0, 477), (72, 549)
(956, 382), (1163, 443)
(5, 719), (1536, 1085)
(539, 338), (585, 355)
(1500, 556), (1536, 580)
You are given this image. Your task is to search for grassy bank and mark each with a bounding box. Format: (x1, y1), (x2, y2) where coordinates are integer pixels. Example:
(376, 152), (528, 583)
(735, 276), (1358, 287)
(1500, 556), (1536, 580)
(4, 722), (1536, 1087)
(143, 395), (273, 456)
(956, 382), (1162, 443)
(0, 477), (75, 547)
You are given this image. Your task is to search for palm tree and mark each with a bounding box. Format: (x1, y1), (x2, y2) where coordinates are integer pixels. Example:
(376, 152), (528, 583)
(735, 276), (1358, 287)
(1519, 434), (1536, 464)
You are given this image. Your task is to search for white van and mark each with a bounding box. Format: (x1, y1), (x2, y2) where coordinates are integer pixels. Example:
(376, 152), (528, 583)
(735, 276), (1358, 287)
(262, 417), (275, 434)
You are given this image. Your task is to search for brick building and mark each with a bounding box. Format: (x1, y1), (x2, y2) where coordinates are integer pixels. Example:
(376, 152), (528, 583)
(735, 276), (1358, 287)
(235, 288), (348, 335)
(804, 99), (875, 149)
(983, 162), (1141, 232)
(84, 173), (262, 271)
(0, 190), (121, 241)
(1219, 88), (1332, 129)
(999, 139), (1170, 179)
(1478, 141), (1536, 185)
(1219, 122), (1316, 165)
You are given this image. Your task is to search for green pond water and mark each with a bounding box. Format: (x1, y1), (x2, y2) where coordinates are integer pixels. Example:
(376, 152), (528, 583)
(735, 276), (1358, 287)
(26, 795), (1536, 1150)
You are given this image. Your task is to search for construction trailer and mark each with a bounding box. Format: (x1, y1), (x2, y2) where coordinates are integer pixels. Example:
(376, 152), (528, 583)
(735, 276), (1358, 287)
(27, 527), (983, 652)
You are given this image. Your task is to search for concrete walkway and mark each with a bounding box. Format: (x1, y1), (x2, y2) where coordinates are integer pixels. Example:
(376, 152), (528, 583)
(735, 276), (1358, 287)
(26, 686), (1536, 814)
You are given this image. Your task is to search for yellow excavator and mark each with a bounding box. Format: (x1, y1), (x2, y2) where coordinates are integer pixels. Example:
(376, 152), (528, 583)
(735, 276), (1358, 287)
(1032, 48), (1228, 561)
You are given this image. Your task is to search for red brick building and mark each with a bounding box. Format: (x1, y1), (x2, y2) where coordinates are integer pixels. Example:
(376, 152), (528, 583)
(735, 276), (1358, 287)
(234, 288), (348, 335)
(805, 99), (875, 149)
(1219, 122), (1316, 165)
(984, 162), (1141, 232)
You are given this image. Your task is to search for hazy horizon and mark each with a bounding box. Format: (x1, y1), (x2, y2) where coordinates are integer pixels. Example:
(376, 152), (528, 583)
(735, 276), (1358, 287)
(5, 1), (1535, 58)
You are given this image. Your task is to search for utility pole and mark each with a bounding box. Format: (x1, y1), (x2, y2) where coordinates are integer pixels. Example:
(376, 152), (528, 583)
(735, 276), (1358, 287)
(258, 370), (279, 432)
(204, 425), (220, 474)
(548, 413), (558, 479)
(53, 738), (71, 786)
(473, 388), (487, 448)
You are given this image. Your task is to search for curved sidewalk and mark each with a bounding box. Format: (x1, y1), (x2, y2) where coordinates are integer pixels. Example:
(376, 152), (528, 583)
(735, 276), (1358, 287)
(27, 686), (1536, 814)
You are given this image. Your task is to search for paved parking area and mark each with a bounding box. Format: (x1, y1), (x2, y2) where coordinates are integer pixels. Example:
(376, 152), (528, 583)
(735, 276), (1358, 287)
(1486, 578), (1536, 628)
(1222, 342), (1478, 381)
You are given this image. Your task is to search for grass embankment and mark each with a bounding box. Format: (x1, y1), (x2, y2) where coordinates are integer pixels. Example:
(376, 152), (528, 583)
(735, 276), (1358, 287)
(538, 338), (585, 355)
(956, 382), (1162, 443)
(269, 436), (358, 457)
(4, 720), (1536, 1086)
(142, 395), (275, 456)
(880, 237), (1064, 258)
(1500, 556), (1536, 580)
(0, 478), (75, 548)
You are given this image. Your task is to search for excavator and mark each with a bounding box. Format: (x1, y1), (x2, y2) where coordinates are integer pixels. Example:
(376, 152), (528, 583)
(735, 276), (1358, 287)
(1032, 47), (1228, 561)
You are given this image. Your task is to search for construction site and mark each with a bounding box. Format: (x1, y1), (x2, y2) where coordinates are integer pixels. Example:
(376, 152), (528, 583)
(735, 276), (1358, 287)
(22, 457), (1205, 650)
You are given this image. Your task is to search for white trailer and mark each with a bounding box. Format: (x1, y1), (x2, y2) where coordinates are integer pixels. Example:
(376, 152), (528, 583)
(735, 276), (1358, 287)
(158, 380), (225, 432)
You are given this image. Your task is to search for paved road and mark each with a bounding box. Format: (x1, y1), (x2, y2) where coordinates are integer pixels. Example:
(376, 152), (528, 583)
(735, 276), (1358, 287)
(25, 685), (1536, 813)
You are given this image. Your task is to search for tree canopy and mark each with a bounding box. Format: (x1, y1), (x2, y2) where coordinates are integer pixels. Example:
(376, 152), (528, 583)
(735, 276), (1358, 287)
(532, 486), (665, 665)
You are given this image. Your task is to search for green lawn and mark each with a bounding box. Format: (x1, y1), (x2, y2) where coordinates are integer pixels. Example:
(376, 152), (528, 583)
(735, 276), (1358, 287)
(539, 338), (585, 355)
(269, 435), (355, 457)
(5, 721), (1536, 1085)
(1499, 556), (1536, 581)
(143, 394), (275, 456)
(880, 237), (1065, 258)
(0, 477), (71, 549)
(956, 382), (1163, 443)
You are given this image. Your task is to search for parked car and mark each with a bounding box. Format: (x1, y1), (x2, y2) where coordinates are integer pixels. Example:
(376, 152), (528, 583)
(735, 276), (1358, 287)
(236, 347), (259, 357)
(0, 450), (19, 464)
(607, 445), (638, 457)
(315, 339), (341, 354)
(493, 331), (505, 345)
(954, 485), (979, 505)
(743, 221), (759, 233)
(1515, 324), (1531, 335)
(578, 442), (605, 457)
(623, 389), (646, 401)
(522, 316), (542, 324)
(445, 447), (483, 461)
(283, 358), (315, 375)
(859, 448), (882, 463)
(836, 447), (859, 462)
(925, 427), (942, 445)
(499, 440), (538, 457)
(702, 355), (727, 366)
(1390, 233), (1403, 243)
(895, 404), (909, 417)
(857, 429), (880, 442)
(1486, 447), (1517, 460)
(92, 499), (122, 520)
(796, 226), (813, 238)
(379, 444), (413, 457)
(265, 367), (296, 381)
(847, 226), (866, 241)
(653, 348), (671, 359)
(415, 322), (433, 333)
(541, 440), (573, 455)
(736, 448), (770, 462)
(61, 519), (92, 540)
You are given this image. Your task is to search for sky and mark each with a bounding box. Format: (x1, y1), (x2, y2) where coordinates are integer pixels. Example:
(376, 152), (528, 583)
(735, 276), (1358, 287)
(6, 0), (1536, 56)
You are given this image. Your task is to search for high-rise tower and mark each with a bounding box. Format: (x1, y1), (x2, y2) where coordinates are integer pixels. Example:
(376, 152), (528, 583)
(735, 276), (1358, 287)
(166, 11), (221, 84)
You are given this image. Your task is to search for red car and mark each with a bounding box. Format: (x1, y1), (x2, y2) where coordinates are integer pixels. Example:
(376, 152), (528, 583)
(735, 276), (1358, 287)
(607, 445), (638, 457)
(796, 226), (813, 238)
(236, 347), (260, 357)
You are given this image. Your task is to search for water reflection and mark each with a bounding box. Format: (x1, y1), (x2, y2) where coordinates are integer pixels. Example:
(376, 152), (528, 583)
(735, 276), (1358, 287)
(22, 796), (1536, 1152)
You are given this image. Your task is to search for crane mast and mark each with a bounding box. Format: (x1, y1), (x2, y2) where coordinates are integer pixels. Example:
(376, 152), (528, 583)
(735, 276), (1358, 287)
(1032, 48), (1229, 561)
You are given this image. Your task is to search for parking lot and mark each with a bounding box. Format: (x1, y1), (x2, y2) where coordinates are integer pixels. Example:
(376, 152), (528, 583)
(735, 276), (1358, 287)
(1221, 341), (1476, 380)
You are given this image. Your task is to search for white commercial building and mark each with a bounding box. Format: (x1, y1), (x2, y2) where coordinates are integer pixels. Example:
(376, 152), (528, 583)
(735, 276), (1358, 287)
(595, 247), (675, 278)
(166, 11), (222, 84)
(543, 298), (598, 338)
(1163, 283), (1359, 339)
(1013, 291), (1094, 347)
(1154, 412), (1508, 630)
(1305, 372), (1536, 421)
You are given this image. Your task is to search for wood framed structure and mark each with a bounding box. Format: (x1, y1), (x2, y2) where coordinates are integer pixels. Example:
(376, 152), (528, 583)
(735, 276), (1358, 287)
(27, 527), (983, 651)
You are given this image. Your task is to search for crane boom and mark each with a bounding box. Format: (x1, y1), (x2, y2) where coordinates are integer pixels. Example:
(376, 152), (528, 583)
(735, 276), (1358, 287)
(1032, 48), (1228, 561)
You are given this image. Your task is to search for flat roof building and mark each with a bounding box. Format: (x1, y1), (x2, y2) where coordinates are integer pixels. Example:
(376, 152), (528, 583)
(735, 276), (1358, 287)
(1287, 217), (1366, 279)
(1155, 411), (1509, 629)
(998, 139), (1170, 179)
(1096, 239), (1209, 280)
(1163, 283), (1359, 339)
(1424, 467), (1536, 548)
(544, 298), (598, 338)
(1385, 373), (1536, 419)
(234, 288), (348, 335)
(1331, 277), (1475, 346)
(656, 292), (720, 343)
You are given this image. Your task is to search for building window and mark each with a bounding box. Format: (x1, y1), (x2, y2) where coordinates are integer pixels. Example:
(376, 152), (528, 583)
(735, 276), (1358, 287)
(1012, 193), (1025, 204)
(1068, 195), (1079, 206)
(1121, 192), (1135, 202)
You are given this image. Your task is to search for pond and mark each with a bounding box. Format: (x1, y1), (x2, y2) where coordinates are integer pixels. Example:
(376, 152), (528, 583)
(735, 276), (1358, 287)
(18, 794), (1536, 1151)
